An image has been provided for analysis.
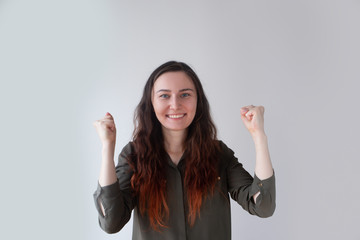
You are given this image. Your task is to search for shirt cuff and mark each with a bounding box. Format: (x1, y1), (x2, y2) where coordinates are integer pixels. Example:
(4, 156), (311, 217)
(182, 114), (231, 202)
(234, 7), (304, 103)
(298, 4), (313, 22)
(94, 181), (121, 200)
(249, 170), (275, 201)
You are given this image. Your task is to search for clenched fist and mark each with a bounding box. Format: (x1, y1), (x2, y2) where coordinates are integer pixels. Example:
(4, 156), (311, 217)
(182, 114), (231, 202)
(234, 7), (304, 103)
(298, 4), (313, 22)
(93, 112), (117, 145)
(240, 105), (266, 137)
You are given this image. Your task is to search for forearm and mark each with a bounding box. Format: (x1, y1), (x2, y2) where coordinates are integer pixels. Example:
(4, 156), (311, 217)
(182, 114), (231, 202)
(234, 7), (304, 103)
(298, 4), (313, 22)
(99, 142), (118, 187)
(253, 133), (273, 180)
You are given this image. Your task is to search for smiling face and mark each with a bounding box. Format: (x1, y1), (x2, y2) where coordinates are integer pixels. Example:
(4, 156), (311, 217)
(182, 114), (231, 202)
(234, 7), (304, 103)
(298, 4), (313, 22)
(152, 71), (197, 135)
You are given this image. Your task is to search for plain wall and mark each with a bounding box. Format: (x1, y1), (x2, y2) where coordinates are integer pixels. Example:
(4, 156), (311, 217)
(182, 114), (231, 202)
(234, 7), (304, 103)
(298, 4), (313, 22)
(1, 0), (359, 239)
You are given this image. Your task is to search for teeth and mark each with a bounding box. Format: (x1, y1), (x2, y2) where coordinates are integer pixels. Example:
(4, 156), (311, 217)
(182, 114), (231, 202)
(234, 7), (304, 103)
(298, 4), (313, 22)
(168, 114), (185, 119)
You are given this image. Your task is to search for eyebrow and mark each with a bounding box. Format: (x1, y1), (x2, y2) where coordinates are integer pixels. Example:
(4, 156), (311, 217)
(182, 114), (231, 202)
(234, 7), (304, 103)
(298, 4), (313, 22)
(156, 88), (194, 93)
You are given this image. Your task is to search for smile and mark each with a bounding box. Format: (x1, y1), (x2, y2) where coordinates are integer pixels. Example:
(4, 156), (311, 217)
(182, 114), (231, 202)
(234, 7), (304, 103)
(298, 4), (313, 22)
(166, 114), (186, 119)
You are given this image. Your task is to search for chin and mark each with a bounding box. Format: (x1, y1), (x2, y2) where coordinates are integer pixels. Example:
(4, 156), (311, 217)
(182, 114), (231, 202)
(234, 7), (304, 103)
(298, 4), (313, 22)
(162, 125), (190, 133)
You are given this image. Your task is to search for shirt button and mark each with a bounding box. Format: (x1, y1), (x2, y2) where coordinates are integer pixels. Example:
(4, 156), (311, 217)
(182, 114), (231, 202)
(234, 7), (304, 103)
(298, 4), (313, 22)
(258, 183), (263, 187)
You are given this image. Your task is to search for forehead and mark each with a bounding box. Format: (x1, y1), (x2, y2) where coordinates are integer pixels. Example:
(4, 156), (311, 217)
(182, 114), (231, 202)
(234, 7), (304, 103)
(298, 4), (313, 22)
(153, 71), (195, 91)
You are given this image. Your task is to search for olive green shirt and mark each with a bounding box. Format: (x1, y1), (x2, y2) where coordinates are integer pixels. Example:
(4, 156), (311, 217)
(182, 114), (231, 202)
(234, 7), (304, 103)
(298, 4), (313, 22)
(93, 140), (276, 240)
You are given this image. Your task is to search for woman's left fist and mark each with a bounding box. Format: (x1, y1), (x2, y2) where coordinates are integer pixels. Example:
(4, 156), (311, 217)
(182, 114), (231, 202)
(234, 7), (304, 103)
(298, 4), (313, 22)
(240, 105), (265, 136)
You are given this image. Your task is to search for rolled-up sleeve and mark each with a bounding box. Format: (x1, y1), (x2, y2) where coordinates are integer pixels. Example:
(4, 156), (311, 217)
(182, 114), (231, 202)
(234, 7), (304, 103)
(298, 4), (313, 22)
(247, 173), (276, 217)
(93, 143), (136, 233)
(221, 141), (276, 218)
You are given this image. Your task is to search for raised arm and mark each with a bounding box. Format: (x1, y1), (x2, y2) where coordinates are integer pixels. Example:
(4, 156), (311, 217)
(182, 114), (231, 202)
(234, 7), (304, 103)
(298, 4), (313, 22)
(240, 105), (274, 202)
(93, 112), (117, 216)
(93, 113), (134, 233)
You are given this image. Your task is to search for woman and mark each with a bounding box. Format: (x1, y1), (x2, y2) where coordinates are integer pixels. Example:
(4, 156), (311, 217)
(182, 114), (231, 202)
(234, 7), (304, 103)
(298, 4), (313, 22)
(93, 61), (275, 240)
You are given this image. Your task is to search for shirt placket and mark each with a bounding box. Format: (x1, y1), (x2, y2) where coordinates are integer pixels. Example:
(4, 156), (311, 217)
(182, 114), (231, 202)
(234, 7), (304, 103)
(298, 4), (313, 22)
(167, 156), (188, 240)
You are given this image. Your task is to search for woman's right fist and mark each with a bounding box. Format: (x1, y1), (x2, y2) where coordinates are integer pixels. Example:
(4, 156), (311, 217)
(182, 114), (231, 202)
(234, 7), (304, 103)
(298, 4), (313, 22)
(93, 112), (117, 145)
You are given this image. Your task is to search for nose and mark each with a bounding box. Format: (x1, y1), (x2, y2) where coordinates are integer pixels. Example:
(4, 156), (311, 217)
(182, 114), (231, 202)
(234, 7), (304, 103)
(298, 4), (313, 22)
(169, 96), (181, 110)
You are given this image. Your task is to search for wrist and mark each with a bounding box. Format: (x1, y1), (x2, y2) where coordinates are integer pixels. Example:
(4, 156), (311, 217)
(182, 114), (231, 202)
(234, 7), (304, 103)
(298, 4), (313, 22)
(251, 131), (267, 142)
(102, 141), (116, 150)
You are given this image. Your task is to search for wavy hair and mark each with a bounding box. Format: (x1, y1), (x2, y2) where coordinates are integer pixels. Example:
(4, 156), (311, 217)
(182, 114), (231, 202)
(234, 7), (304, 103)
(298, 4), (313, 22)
(129, 61), (220, 230)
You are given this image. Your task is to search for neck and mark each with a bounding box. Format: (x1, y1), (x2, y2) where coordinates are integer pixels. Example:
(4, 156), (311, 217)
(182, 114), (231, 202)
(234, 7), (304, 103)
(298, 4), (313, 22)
(162, 128), (187, 154)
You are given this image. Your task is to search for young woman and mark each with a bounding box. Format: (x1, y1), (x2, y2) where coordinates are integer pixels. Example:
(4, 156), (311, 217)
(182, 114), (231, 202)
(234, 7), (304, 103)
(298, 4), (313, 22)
(93, 61), (275, 240)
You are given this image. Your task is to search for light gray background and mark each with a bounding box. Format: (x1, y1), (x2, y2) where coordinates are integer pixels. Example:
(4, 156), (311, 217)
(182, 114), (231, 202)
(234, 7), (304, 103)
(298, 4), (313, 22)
(1, 0), (359, 239)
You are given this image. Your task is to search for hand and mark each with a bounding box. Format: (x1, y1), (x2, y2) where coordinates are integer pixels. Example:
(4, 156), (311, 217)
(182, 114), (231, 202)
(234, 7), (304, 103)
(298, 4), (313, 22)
(240, 105), (266, 137)
(93, 112), (117, 145)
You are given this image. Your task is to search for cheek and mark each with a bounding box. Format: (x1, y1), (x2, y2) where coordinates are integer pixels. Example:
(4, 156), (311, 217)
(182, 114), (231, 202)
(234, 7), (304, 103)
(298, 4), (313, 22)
(192, 101), (198, 118)
(191, 100), (198, 112)
(152, 100), (165, 114)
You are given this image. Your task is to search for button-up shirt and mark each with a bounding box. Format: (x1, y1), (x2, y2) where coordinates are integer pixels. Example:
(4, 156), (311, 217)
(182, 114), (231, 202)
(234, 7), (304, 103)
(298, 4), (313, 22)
(93, 140), (276, 240)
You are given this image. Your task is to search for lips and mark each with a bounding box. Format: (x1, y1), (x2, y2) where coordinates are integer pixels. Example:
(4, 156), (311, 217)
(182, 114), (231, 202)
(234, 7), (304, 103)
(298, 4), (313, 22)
(166, 113), (186, 119)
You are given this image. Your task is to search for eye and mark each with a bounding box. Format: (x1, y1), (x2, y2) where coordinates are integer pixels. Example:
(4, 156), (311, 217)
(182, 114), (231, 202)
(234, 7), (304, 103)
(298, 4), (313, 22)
(180, 93), (190, 98)
(159, 94), (170, 99)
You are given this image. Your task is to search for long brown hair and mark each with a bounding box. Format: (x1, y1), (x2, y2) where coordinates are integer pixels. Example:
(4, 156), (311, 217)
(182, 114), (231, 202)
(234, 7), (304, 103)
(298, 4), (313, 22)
(129, 61), (220, 230)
